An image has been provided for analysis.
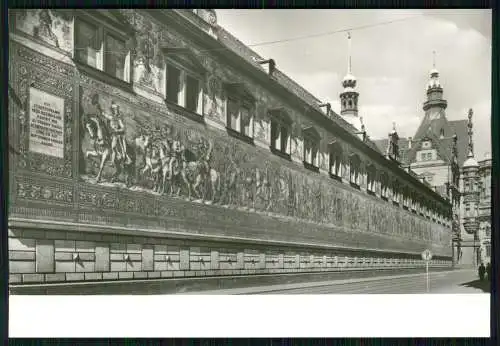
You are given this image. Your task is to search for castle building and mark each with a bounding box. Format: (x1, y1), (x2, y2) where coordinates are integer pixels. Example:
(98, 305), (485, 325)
(8, 9), (453, 286)
(478, 153), (492, 265)
(373, 54), (489, 268)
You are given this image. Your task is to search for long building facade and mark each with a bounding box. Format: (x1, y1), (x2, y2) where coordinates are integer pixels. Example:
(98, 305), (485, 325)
(8, 9), (453, 285)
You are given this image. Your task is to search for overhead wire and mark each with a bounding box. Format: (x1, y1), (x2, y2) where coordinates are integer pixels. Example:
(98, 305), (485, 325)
(69, 14), (424, 55)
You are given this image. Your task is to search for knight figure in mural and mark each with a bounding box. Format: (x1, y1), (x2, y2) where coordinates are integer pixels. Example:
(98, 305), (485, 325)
(83, 94), (135, 185)
(104, 101), (131, 165)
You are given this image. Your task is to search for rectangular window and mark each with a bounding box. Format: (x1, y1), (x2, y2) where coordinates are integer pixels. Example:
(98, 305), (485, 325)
(271, 120), (291, 155)
(228, 98), (240, 132)
(241, 106), (253, 138)
(185, 75), (200, 112)
(74, 17), (130, 83)
(166, 62), (203, 115)
(226, 95), (255, 141)
(304, 138), (318, 167)
(280, 125), (289, 153)
(75, 20), (101, 69)
(105, 34), (127, 81)
(366, 166), (375, 192)
(329, 146), (343, 178)
(166, 64), (181, 104)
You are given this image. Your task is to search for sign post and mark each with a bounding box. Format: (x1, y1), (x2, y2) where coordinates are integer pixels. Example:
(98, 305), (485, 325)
(421, 249), (433, 293)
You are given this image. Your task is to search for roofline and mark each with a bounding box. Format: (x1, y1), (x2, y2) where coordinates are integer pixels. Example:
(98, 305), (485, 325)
(154, 9), (451, 208)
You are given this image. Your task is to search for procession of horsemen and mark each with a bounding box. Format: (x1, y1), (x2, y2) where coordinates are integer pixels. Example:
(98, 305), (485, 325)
(82, 95), (219, 201)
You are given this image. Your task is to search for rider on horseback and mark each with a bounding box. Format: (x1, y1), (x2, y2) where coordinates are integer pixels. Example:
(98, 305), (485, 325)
(103, 101), (131, 165)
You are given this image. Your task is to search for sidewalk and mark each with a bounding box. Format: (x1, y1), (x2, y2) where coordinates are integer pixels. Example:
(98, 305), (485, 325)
(177, 268), (474, 295)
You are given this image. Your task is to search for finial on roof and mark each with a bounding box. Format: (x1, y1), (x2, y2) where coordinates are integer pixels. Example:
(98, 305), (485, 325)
(432, 50), (436, 69)
(347, 32), (352, 75)
(467, 108), (474, 158)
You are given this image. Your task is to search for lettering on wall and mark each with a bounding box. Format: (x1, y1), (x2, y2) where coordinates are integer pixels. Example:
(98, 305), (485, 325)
(29, 87), (65, 158)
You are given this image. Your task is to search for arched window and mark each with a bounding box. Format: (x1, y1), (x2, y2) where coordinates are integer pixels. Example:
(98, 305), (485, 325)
(348, 100), (353, 108)
(328, 141), (343, 179)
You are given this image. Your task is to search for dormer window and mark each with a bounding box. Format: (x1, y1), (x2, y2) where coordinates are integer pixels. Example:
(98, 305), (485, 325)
(366, 164), (376, 193)
(381, 172), (389, 200)
(224, 83), (256, 143)
(303, 126), (320, 172)
(270, 108), (292, 159)
(328, 141), (343, 180)
(349, 154), (361, 188)
(74, 14), (131, 83)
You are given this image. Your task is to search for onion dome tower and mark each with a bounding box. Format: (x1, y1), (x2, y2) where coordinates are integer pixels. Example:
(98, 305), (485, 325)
(423, 51), (448, 113)
(340, 32), (362, 131)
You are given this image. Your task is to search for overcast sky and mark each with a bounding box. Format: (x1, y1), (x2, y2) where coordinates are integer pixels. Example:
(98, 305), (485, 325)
(216, 9), (492, 161)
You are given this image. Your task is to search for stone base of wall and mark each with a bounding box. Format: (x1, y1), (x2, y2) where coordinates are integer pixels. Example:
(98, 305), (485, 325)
(10, 267), (455, 295)
(9, 226), (453, 285)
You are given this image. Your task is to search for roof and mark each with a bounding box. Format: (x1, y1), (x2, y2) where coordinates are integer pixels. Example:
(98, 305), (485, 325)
(373, 112), (469, 168)
(216, 26), (384, 155)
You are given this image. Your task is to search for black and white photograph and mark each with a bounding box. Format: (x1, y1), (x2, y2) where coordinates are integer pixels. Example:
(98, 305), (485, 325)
(6, 8), (492, 337)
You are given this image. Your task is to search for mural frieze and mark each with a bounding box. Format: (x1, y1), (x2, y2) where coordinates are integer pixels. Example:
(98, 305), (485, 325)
(14, 9), (74, 54)
(15, 177), (74, 204)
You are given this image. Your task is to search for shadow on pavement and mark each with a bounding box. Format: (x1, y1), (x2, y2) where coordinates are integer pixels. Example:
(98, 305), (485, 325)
(459, 279), (491, 293)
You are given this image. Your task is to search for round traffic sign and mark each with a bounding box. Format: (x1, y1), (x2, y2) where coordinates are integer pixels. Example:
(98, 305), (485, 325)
(421, 249), (433, 261)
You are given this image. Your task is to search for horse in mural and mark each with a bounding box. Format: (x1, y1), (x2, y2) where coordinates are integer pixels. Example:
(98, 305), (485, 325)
(135, 135), (178, 195)
(179, 139), (220, 202)
(83, 102), (136, 186)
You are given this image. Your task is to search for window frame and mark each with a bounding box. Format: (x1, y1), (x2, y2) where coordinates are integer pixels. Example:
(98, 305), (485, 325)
(302, 127), (320, 172)
(328, 141), (343, 181)
(366, 164), (376, 194)
(74, 13), (132, 84)
(165, 58), (204, 116)
(392, 179), (400, 205)
(381, 172), (389, 200)
(269, 108), (292, 160)
(225, 92), (255, 143)
(349, 153), (361, 188)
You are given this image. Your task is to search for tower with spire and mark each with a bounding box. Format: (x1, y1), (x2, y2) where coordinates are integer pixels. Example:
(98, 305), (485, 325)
(423, 51), (448, 114)
(340, 32), (362, 131)
(460, 109), (481, 266)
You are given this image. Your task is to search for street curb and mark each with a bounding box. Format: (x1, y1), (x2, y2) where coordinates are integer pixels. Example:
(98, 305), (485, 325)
(9, 267), (462, 295)
(179, 269), (475, 295)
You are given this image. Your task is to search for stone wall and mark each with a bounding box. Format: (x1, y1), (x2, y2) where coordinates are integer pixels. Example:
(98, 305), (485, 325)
(8, 227), (452, 285)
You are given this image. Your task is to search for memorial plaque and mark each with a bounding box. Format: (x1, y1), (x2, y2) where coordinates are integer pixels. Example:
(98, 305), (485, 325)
(29, 87), (65, 158)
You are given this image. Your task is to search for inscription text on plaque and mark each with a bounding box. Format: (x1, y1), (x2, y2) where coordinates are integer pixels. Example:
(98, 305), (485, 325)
(28, 87), (65, 158)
